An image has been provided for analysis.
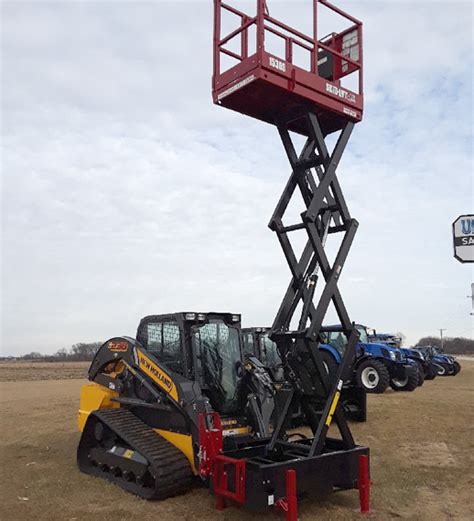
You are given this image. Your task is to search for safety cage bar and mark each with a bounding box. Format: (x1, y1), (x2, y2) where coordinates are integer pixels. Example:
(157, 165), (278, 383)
(213, 0), (363, 94)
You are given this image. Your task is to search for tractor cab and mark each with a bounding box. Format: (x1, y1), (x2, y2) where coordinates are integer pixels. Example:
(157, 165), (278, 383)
(136, 313), (245, 416)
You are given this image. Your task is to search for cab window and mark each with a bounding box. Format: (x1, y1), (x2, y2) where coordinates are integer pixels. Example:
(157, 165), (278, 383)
(145, 321), (183, 374)
(260, 335), (281, 367)
(243, 332), (256, 357)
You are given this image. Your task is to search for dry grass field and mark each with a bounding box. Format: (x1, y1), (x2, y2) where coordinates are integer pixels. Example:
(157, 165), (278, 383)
(0, 360), (473, 521)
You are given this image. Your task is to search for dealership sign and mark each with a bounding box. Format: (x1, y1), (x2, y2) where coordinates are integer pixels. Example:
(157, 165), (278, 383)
(453, 215), (474, 263)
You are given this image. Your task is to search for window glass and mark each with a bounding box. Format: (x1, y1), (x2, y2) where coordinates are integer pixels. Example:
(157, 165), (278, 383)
(356, 326), (368, 344)
(147, 323), (162, 353)
(328, 331), (348, 356)
(192, 320), (241, 414)
(243, 332), (255, 357)
(145, 321), (183, 374)
(162, 323), (181, 360)
(260, 334), (281, 367)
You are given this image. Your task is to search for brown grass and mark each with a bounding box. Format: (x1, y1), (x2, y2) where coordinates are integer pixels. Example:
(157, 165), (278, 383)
(0, 361), (473, 521)
(0, 361), (89, 382)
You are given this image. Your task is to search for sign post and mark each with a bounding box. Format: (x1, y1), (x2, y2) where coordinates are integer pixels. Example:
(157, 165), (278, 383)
(452, 215), (474, 263)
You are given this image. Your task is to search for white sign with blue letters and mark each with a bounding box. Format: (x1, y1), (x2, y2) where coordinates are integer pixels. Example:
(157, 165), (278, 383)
(453, 214), (474, 263)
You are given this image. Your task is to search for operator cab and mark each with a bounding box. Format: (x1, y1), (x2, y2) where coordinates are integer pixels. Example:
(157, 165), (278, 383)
(136, 312), (245, 416)
(242, 327), (284, 382)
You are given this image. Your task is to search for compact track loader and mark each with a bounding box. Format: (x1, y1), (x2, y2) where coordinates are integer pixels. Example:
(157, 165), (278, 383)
(77, 312), (274, 499)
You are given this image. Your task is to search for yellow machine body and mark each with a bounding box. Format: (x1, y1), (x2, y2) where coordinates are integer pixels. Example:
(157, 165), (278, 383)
(78, 382), (119, 432)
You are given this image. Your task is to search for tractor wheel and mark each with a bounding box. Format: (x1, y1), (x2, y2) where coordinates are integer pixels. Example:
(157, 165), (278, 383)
(451, 361), (461, 376)
(436, 363), (449, 376)
(415, 363), (425, 386)
(390, 369), (418, 392)
(356, 360), (390, 394)
(320, 351), (338, 382)
(424, 365), (437, 380)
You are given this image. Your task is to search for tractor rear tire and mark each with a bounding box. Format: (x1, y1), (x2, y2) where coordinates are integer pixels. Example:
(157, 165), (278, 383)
(416, 363), (425, 386)
(356, 360), (390, 394)
(320, 351), (338, 382)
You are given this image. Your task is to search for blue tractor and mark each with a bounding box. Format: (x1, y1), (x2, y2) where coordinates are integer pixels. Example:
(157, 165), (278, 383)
(401, 347), (438, 383)
(415, 346), (461, 376)
(368, 332), (438, 385)
(320, 324), (419, 393)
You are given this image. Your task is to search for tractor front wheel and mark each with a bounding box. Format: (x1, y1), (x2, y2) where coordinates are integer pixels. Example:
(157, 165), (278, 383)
(356, 360), (390, 394)
(436, 363), (449, 376)
(390, 369), (419, 392)
(451, 361), (461, 376)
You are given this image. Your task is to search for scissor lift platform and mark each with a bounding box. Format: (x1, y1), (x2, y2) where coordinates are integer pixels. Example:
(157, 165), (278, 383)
(210, 1), (369, 519)
(212, 0), (363, 136)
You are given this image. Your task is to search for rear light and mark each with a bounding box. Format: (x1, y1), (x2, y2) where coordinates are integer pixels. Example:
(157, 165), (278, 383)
(232, 315), (240, 322)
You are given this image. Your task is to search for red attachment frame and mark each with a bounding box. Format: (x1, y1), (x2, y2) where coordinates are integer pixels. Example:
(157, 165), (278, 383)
(358, 454), (370, 514)
(199, 412), (246, 509)
(214, 455), (246, 505)
(275, 469), (298, 521)
(212, 0), (364, 135)
(198, 412), (223, 478)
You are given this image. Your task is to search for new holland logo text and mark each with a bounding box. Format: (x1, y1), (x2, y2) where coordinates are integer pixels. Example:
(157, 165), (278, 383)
(138, 353), (177, 401)
(325, 83), (356, 104)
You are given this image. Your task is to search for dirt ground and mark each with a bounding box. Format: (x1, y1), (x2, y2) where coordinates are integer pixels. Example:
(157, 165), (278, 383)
(0, 361), (89, 382)
(0, 361), (473, 521)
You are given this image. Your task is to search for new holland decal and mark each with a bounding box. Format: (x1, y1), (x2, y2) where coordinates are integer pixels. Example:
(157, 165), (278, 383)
(108, 340), (129, 352)
(137, 350), (178, 402)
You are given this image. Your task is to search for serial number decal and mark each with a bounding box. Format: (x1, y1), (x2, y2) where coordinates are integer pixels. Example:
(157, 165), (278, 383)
(137, 350), (178, 402)
(326, 83), (356, 104)
(268, 56), (286, 73)
(217, 75), (256, 101)
(108, 340), (129, 352)
(343, 107), (358, 118)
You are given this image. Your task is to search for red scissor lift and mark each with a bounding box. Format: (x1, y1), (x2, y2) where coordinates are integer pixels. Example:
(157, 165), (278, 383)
(204, 1), (370, 519)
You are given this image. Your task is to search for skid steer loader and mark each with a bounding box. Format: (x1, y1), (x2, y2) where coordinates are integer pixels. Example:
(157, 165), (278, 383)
(77, 312), (275, 500)
(243, 327), (367, 422)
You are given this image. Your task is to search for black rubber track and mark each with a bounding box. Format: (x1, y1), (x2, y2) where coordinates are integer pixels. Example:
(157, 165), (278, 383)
(77, 408), (192, 500)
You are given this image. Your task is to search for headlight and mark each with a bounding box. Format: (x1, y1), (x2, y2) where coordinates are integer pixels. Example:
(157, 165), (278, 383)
(389, 351), (396, 361)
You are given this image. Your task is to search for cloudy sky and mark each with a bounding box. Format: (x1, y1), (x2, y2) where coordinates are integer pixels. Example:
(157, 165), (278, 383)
(1, 1), (473, 355)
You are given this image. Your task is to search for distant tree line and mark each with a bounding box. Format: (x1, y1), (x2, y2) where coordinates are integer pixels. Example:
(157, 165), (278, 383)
(2, 342), (103, 362)
(1, 335), (472, 362)
(416, 336), (474, 355)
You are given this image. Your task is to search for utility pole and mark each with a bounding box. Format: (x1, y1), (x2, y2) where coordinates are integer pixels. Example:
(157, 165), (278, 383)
(439, 328), (446, 351)
(467, 283), (474, 315)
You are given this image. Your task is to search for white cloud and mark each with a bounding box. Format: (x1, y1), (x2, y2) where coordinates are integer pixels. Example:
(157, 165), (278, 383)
(1, 1), (473, 354)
